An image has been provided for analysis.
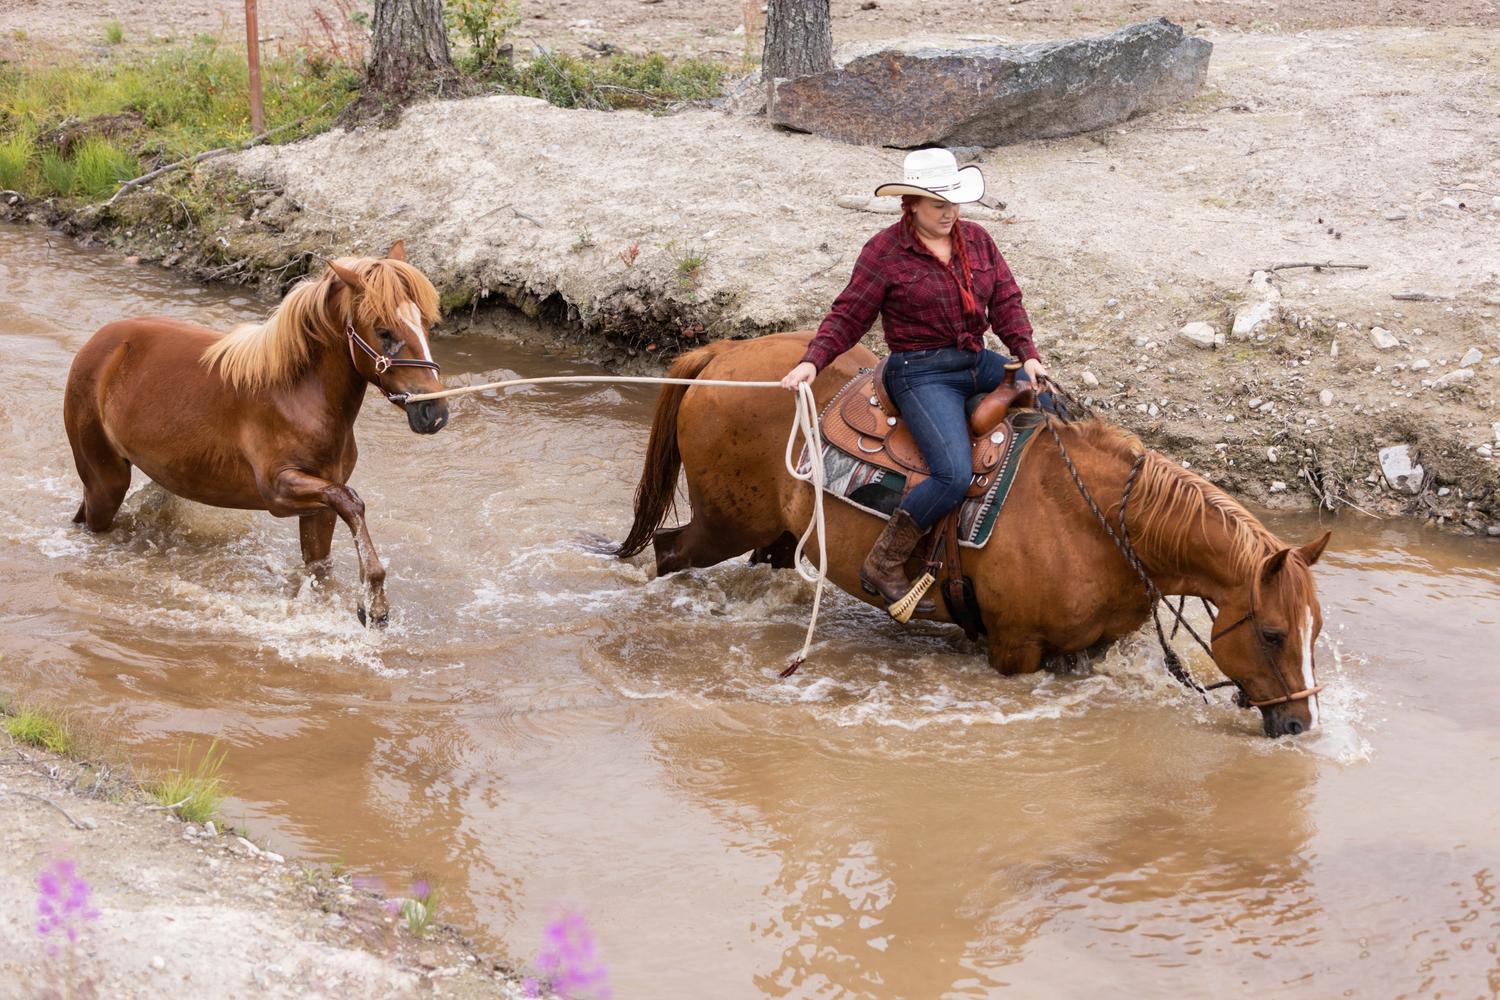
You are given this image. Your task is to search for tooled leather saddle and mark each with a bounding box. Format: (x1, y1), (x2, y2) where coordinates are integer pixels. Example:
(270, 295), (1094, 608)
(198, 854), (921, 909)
(820, 358), (1037, 500)
(817, 359), (1039, 639)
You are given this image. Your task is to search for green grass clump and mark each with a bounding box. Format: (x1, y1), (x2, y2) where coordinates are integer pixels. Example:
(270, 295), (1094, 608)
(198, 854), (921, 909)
(38, 151), (76, 197)
(492, 51), (726, 111)
(103, 21), (125, 46)
(71, 137), (139, 197)
(400, 882), (440, 936)
(4, 707), (76, 754)
(151, 739), (227, 824)
(0, 131), (33, 189)
(0, 38), (360, 202)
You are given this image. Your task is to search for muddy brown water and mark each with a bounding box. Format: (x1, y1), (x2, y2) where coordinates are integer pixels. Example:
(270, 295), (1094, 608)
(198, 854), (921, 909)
(2, 223), (1498, 998)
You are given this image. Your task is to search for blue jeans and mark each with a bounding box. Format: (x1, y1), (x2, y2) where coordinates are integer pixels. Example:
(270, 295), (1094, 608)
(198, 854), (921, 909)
(883, 347), (1029, 530)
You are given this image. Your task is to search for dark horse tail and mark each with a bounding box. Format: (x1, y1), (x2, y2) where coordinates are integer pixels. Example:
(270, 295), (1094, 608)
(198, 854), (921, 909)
(613, 342), (730, 558)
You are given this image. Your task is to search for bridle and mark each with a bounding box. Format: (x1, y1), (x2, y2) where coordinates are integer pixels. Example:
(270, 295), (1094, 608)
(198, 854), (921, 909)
(1043, 408), (1322, 711)
(346, 321), (440, 401)
(1207, 595), (1323, 709)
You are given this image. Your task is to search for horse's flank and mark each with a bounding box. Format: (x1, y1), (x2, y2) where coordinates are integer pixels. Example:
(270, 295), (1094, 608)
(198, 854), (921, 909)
(200, 258), (440, 392)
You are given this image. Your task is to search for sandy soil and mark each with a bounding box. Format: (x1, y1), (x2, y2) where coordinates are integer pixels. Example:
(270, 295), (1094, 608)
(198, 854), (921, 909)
(0, 739), (527, 998)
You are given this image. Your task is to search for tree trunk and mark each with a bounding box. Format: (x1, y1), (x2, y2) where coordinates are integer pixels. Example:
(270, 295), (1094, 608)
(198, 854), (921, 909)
(763, 0), (832, 81)
(367, 0), (454, 96)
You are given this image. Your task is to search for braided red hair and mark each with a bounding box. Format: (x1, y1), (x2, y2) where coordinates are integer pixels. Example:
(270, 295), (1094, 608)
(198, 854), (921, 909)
(901, 195), (979, 318)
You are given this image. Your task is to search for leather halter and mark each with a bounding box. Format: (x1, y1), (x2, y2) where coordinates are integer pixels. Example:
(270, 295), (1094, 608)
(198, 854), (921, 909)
(346, 322), (440, 400)
(1208, 588), (1323, 709)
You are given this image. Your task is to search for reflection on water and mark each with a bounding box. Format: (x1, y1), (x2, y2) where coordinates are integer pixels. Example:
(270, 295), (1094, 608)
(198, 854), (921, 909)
(2, 223), (1499, 998)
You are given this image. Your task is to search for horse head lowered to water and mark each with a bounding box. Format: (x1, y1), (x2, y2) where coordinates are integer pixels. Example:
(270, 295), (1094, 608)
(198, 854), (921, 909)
(614, 333), (1331, 737)
(63, 241), (447, 625)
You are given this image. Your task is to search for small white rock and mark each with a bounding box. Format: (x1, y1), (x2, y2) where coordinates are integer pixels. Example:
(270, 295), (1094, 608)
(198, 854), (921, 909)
(1330, 340), (1340, 357)
(1269, 481), (1288, 494)
(1258, 401), (1275, 413)
(1247, 397), (1263, 409)
(1224, 414), (1236, 423)
(204, 821), (217, 837)
(1440, 197), (1462, 209)
(1438, 487), (1451, 497)
(150, 956), (165, 971)
(1266, 446), (1280, 463)
(1432, 368), (1475, 390)
(1370, 327), (1400, 350)
(235, 836), (261, 856)
(1460, 347), (1484, 368)
(1319, 389), (1334, 406)
(1379, 444), (1426, 494)
(1177, 321), (1223, 349)
(1479, 444), (1495, 458)
(1081, 370), (1100, 388)
(1491, 421), (1500, 444)
(1411, 358), (1431, 370)
(1148, 403), (1160, 417)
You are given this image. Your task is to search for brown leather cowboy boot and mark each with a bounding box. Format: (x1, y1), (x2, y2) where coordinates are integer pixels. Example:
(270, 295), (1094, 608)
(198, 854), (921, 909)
(859, 509), (936, 621)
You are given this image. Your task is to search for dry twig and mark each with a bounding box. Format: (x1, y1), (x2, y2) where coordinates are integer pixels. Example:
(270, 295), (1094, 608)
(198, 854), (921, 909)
(1263, 261), (1370, 274)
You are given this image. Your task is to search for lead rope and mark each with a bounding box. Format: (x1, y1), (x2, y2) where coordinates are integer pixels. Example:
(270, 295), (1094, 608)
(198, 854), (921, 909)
(393, 375), (827, 677)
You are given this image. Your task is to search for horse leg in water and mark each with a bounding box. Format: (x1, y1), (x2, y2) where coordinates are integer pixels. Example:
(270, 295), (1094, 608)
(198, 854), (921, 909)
(652, 483), (767, 576)
(985, 642), (1044, 675)
(66, 415), (133, 533)
(298, 510), (338, 579)
(748, 531), (799, 569)
(265, 469), (388, 626)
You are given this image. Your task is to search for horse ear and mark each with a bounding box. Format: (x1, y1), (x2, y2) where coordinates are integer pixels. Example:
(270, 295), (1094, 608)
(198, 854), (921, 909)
(1296, 531), (1332, 566)
(387, 240), (406, 262)
(326, 258), (364, 291)
(1259, 547), (1292, 584)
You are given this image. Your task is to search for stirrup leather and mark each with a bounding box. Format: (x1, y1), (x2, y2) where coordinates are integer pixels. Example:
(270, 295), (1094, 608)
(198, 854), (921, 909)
(887, 572), (936, 624)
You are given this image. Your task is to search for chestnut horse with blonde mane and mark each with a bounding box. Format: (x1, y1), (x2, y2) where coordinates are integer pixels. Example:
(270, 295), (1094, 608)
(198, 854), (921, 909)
(63, 242), (449, 625)
(616, 333), (1332, 738)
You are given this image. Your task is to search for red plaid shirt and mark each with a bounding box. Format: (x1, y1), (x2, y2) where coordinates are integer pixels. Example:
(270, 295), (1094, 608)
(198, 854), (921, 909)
(800, 219), (1037, 371)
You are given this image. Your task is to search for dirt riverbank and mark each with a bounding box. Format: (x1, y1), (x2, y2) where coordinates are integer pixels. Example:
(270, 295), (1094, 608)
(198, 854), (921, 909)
(0, 734), (527, 998)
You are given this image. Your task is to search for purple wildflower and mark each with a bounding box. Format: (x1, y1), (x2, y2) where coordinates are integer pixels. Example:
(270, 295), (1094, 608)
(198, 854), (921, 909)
(523, 911), (610, 1000)
(409, 880), (431, 902)
(35, 859), (100, 954)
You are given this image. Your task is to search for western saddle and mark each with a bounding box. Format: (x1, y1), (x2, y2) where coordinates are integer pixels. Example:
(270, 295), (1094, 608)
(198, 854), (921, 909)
(817, 359), (1038, 636)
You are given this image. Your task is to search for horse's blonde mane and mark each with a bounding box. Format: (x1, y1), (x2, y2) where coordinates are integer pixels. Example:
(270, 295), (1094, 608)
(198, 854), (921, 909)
(1070, 420), (1282, 579)
(201, 257), (440, 392)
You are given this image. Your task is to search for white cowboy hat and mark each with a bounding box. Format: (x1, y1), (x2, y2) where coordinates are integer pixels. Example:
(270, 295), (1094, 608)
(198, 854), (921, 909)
(873, 148), (985, 204)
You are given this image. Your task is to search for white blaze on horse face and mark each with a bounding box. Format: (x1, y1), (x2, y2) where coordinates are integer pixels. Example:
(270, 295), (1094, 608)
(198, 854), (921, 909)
(1301, 606), (1320, 728)
(397, 302), (433, 364)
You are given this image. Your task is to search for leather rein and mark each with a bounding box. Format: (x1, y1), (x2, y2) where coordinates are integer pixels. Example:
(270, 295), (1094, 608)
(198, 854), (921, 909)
(346, 321), (440, 401)
(1042, 406), (1321, 711)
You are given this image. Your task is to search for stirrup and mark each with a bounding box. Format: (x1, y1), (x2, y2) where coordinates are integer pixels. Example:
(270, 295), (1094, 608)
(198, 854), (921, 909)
(887, 572), (935, 624)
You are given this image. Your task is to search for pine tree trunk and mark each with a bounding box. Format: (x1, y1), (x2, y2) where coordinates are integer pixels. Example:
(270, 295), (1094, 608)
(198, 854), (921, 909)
(763, 0), (833, 81)
(367, 0), (455, 96)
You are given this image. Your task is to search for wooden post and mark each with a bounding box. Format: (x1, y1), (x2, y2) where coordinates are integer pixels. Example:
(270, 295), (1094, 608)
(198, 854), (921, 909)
(245, 0), (265, 134)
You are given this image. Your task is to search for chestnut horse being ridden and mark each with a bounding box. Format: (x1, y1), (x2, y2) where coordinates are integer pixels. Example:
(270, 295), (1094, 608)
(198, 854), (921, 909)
(616, 333), (1332, 738)
(63, 242), (449, 625)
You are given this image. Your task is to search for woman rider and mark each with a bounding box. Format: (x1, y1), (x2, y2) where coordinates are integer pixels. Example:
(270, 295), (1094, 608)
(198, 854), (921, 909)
(781, 148), (1049, 618)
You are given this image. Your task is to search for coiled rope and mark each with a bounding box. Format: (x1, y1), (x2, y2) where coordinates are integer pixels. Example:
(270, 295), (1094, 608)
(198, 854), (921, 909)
(394, 376), (828, 676)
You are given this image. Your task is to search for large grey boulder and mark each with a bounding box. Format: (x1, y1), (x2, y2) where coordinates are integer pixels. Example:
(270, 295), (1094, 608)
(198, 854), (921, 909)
(769, 18), (1212, 147)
